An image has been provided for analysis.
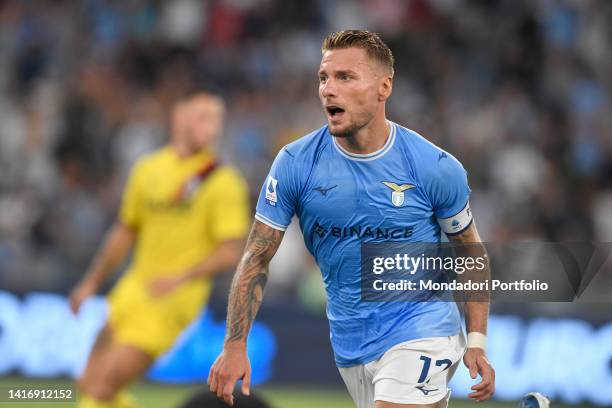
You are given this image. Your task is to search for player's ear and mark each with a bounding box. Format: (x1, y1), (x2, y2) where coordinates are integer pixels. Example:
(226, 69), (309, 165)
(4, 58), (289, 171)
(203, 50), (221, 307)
(378, 74), (393, 102)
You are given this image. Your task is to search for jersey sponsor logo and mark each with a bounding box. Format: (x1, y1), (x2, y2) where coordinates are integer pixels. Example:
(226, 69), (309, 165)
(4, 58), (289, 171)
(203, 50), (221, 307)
(312, 222), (414, 240)
(382, 182), (416, 207)
(265, 176), (278, 206)
(313, 222), (328, 238)
(438, 152), (448, 161)
(313, 185), (337, 196)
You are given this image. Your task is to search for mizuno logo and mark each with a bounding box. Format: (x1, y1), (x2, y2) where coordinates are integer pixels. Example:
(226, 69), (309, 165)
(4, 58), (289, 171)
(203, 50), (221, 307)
(416, 384), (439, 395)
(313, 185), (337, 196)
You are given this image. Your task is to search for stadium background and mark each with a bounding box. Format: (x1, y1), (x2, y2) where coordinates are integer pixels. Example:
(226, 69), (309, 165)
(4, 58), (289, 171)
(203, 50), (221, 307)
(0, 0), (611, 407)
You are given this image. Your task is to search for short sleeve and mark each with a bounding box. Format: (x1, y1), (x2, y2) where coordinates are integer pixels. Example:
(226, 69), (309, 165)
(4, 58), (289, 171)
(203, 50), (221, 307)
(426, 153), (472, 235)
(208, 167), (250, 241)
(119, 162), (144, 230)
(255, 147), (299, 231)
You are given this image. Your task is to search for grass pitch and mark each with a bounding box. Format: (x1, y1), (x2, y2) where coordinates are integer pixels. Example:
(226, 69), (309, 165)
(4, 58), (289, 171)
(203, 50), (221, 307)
(0, 376), (586, 408)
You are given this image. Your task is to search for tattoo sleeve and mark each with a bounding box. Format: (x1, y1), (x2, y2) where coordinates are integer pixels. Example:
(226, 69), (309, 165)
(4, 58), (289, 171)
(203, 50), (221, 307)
(225, 220), (284, 344)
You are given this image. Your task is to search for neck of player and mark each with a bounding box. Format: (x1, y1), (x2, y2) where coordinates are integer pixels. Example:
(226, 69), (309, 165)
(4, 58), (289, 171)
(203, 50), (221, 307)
(172, 138), (198, 158)
(334, 114), (390, 155)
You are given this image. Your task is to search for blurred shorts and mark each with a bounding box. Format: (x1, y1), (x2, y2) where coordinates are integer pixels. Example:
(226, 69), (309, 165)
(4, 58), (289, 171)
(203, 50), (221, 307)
(338, 334), (466, 408)
(107, 275), (207, 358)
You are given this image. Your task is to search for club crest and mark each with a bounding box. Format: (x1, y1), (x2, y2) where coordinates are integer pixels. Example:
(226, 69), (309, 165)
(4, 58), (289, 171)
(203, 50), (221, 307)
(382, 182), (415, 207)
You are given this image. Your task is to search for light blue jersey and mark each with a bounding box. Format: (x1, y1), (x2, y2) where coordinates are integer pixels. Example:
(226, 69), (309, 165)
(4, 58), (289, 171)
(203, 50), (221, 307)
(255, 122), (472, 367)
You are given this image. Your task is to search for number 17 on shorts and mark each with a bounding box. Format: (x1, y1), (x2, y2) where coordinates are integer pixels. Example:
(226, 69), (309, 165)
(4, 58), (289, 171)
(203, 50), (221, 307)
(339, 334), (466, 408)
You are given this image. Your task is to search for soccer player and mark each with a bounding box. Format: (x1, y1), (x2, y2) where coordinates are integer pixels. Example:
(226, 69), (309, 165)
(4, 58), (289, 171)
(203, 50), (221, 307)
(69, 92), (250, 408)
(209, 30), (495, 408)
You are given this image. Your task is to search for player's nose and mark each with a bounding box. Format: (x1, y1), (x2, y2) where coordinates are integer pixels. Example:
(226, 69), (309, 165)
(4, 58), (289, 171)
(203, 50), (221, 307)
(320, 78), (337, 98)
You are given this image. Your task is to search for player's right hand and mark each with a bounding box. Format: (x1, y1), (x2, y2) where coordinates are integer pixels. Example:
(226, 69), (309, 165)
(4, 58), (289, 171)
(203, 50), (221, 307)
(69, 280), (97, 315)
(464, 347), (495, 402)
(208, 344), (251, 406)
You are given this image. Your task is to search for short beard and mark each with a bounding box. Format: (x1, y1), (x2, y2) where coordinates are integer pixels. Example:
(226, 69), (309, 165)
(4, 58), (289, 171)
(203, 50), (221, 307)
(329, 119), (367, 138)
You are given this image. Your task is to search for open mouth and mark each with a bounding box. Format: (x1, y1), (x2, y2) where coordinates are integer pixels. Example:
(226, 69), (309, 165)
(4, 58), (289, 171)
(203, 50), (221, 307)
(326, 105), (345, 118)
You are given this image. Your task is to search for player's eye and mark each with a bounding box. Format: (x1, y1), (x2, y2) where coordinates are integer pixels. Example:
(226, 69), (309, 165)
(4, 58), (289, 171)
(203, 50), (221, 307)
(319, 76), (327, 83)
(339, 74), (350, 81)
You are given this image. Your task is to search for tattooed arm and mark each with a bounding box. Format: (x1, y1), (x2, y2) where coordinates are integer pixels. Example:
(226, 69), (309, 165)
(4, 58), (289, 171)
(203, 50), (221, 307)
(208, 220), (284, 406)
(226, 220), (283, 343)
(448, 221), (495, 402)
(449, 222), (489, 338)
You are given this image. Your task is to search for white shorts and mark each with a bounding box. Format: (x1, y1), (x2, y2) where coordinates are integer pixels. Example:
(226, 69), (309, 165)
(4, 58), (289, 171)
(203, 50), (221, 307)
(339, 334), (466, 408)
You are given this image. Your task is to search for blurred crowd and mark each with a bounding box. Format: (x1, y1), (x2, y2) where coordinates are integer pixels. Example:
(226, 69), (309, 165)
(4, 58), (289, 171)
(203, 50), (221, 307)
(0, 0), (611, 298)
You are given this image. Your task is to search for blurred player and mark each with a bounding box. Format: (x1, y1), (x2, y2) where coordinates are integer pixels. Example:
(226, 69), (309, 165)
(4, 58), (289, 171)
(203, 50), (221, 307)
(209, 30), (494, 408)
(69, 92), (250, 408)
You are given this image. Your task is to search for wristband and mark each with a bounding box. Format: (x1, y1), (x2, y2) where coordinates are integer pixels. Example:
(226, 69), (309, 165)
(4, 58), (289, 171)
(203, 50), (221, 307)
(467, 332), (487, 350)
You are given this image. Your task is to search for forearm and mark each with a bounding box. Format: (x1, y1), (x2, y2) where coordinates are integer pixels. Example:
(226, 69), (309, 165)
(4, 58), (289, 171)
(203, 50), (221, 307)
(464, 292), (489, 334)
(182, 239), (245, 282)
(83, 222), (135, 287)
(461, 242), (490, 334)
(224, 221), (283, 347)
(449, 223), (490, 335)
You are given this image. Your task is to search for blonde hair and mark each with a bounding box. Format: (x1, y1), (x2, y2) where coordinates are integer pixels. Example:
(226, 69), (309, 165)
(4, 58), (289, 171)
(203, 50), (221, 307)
(322, 30), (394, 74)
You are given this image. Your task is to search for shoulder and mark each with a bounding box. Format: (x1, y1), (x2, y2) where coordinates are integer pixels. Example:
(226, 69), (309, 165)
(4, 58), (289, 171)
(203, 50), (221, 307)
(395, 124), (453, 163)
(395, 124), (466, 182)
(131, 146), (172, 174)
(201, 164), (249, 201)
(209, 164), (247, 187)
(279, 125), (331, 164)
(124, 147), (170, 187)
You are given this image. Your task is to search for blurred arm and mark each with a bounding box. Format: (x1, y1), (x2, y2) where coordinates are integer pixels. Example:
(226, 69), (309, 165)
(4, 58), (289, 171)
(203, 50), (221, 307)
(69, 222), (135, 314)
(182, 238), (245, 281)
(224, 220), (284, 348)
(149, 238), (245, 297)
(81, 222), (136, 288)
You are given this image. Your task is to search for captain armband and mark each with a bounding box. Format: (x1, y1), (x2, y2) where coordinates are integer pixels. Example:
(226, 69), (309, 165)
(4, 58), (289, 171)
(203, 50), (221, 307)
(437, 202), (473, 236)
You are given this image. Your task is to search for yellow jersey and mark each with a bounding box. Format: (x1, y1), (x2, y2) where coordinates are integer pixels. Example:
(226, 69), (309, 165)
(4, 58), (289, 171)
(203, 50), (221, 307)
(107, 146), (249, 356)
(120, 146), (249, 280)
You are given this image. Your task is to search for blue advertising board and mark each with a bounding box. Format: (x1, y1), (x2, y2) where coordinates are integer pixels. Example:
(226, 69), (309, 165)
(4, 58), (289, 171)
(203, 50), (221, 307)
(0, 291), (610, 405)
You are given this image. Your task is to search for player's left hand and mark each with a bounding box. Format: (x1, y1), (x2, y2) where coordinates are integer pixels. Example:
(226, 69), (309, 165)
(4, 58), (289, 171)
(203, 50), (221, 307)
(208, 343), (251, 406)
(463, 347), (495, 402)
(148, 275), (186, 297)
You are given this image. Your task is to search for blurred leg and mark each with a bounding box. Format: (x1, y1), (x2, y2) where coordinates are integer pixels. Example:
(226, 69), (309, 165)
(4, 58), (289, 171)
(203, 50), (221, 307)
(79, 392), (137, 408)
(77, 324), (113, 396)
(77, 324), (153, 407)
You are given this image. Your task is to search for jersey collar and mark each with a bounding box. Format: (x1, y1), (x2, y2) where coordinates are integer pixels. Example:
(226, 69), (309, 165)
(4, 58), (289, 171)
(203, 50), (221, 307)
(332, 121), (396, 161)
